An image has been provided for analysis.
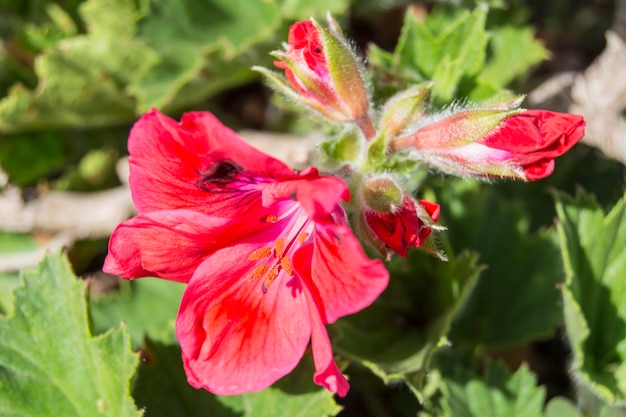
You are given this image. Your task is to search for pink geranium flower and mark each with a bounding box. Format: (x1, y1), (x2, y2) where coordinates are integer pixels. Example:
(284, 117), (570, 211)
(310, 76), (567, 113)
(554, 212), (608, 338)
(103, 109), (389, 396)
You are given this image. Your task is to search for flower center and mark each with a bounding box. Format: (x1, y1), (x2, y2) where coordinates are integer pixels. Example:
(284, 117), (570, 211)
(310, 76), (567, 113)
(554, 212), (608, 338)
(245, 205), (312, 293)
(247, 233), (309, 293)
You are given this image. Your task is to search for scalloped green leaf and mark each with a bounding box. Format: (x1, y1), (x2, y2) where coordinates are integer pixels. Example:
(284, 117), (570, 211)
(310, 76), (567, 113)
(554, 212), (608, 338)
(0, 0), (284, 132)
(0, 272), (20, 316)
(369, 6), (489, 105)
(368, 6), (547, 106)
(0, 252), (141, 417)
(555, 190), (626, 405)
(0, 0), (155, 132)
(438, 360), (545, 417)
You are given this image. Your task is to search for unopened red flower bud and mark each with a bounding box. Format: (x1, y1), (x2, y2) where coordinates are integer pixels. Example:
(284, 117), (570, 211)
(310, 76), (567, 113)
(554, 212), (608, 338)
(258, 17), (373, 136)
(362, 177), (403, 212)
(390, 108), (585, 181)
(359, 177), (440, 258)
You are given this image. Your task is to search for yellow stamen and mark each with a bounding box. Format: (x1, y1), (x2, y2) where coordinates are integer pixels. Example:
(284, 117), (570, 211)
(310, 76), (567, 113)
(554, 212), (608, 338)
(262, 265), (281, 292)
(248, 247), (272, 260)
(298, 232), (309, 244)
(281, 257), (293, 276)
(248, 264), (268, 280)
(263, 214), (278, 223)
(274, 237), (285, 259)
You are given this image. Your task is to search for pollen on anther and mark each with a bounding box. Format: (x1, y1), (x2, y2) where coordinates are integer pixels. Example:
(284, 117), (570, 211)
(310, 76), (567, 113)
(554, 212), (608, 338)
(263, 214), (278, 223)
(262, 265), (281, 292)
(274, 238), (285, 259)
(280, 257), (293, 276)
(248, 247), (272, 260)
(248, 264), (269, 280)
(298, 232), (309, 244)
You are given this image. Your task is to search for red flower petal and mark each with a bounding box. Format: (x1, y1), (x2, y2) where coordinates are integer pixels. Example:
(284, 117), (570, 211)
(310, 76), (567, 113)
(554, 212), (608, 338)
(417, 199), (440, 242)
(128, 110), (294, 214)
(482, 110), (585, 179)
(287, 21), (327, 76)
(104, 209), (249, 282)
(295, 222), (389, 324)
(262, 168), (349, 219)
(484, 110), (585, 156)
(177, 244), (312, 395)
(294, 245), (350, 396)
(306, 290), (350, 397)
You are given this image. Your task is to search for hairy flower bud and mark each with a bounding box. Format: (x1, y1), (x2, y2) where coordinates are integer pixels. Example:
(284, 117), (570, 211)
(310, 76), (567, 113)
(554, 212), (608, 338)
(256, 17), (373, 136)
(390, 108), (585, 180)
(379, 82), (432, 139)
(359, 177), (440, 258)
(361, 177), (403, 212)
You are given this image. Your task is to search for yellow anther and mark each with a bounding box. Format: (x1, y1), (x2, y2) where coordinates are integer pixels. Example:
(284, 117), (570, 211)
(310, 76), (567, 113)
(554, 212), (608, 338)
(262, 265), (281, 292)
(263, 214), (278, 223)
(280, 257), (293, 276)
(248, 247), (272, 261)
(248, 264), (268, 280)
(274, 237), (285, 259)
(298, 232), (309, 244)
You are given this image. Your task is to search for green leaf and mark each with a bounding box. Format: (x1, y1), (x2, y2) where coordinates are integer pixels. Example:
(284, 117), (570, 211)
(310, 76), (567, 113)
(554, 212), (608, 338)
(555, 190), (626, 404)
(473, 26), (548, 100)
(131, 0), (281, 112)
(90, 278), (185, 348)
(369, 6), (489, 105)
(0, 0), (155, 132)
(52, 148), (120, 191)
(279, 0), (350, 19)
(0, 272), (20, 316)
(133, 340), (341, 417)
(0, 130), (76, 185)
(438, 179), (563, 348)
(428, 7), (490, 103)
(544, 397), (585, 417)
(220, 354), (342, 417)
(332, 249), (481, 394)
(438, 360), (545, 417)
(544, 396), (626, 417)
(0, 233), (41, 315)
(0, 0), (286, 132)
(369, 6), (547, 106)
(0, 252), (141, 417)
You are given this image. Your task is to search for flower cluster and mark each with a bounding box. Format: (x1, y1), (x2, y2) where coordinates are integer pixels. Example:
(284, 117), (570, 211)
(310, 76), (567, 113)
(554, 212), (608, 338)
(104, 15), (585, 398)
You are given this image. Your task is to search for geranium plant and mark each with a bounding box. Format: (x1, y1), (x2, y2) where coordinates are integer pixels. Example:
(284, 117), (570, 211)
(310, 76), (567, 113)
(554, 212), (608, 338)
(1, 3), (625, 417)
(113, 11), (586, 399)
